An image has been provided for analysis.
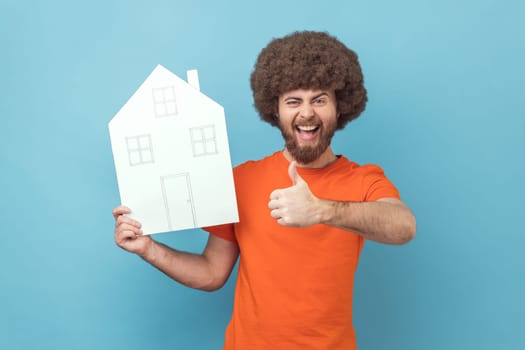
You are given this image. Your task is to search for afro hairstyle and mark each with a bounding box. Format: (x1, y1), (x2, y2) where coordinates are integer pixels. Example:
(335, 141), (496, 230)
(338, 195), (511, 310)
(250, 31), (367, 130)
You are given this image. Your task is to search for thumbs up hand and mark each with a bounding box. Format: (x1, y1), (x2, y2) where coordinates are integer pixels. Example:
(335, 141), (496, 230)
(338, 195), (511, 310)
(268, 161), (321, 227)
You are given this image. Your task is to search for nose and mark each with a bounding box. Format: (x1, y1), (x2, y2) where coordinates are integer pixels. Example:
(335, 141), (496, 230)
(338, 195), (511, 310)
(299, 103), (314, 119)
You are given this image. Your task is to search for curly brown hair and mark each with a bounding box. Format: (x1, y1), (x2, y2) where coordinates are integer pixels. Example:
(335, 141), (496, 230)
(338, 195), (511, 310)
(250, 31), (367, 130)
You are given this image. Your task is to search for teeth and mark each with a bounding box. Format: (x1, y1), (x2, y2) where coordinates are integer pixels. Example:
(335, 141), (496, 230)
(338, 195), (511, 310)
(297, 125), (318, 131)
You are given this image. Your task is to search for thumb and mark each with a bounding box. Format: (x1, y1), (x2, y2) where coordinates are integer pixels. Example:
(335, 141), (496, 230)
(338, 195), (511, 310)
(288, 161), (304, 185)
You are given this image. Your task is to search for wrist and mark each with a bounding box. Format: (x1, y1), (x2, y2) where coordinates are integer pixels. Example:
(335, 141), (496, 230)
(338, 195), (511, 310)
(139, 237), (157, 262)
(317, 199), (336, 225)
(319, 200), (353, 227)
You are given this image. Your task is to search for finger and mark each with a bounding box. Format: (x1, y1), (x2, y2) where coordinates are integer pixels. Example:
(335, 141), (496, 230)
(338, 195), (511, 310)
(270, 209), (281, 219)
(268, 199), (279, 210)
(116, 223), (143, 236)
(288, 161), (304, 185)
(277, 217), (299, 227)
(112, 205), (131, 217)
(116, 215), (142, 228)
(112, 205), (131, 220)
(116, 231), (143, 249)
(277, 217), (288, 226)
(269, 189), (281, 200)
(115, 227), (139, 243)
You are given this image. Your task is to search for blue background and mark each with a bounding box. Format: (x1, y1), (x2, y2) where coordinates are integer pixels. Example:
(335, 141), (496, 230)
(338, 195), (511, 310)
(1, 0), (524, 349)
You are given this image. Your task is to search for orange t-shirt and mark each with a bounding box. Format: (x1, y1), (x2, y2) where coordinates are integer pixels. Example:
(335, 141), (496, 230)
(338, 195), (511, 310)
(204, 151), (400, 350)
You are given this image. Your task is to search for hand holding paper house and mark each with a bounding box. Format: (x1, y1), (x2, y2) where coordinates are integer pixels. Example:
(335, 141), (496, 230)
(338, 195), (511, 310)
(108, 65), (239, 235)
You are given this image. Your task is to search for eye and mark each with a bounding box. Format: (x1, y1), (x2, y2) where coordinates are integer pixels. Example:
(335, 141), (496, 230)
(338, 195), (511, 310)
(313, 98), (327, 105)
(286, 99), (300, 106)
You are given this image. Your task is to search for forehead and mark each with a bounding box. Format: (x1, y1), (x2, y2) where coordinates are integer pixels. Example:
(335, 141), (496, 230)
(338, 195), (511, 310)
(279, 88), (335, 100)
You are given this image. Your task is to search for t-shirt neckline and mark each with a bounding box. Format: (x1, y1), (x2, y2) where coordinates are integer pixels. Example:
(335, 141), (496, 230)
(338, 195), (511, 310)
(275, 150), (347, 175)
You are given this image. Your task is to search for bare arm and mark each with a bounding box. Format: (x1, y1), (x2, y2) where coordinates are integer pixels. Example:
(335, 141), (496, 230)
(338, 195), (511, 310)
(268, 162), (416, 245)
(317, 197), (416, 244)
(113, 206), (239, 291)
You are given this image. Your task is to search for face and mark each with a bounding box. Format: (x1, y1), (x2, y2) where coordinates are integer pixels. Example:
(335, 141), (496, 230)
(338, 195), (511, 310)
(277, 88), (338, 164)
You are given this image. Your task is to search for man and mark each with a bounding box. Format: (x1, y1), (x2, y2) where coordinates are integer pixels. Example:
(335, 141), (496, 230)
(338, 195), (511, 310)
(113, 31), (416, 349)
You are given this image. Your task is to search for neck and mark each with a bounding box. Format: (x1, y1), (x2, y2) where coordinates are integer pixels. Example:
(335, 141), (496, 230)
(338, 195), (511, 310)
(282, 147), (337, 169)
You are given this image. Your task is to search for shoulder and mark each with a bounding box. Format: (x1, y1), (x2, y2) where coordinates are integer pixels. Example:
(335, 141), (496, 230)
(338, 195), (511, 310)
(233, 151), (285, 176)
(231, 151), (289, 190)
(336, 158), (399, 201)
(331, 156), (385, 177)
(354, 163), (388, 177)
(332, 156), (398, 198)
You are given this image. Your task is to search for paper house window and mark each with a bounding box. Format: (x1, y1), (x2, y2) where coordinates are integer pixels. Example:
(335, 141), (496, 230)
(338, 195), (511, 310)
(190, 125), (218, 157)
(126, 134), (154, 166)
(152, 86), (178, 118)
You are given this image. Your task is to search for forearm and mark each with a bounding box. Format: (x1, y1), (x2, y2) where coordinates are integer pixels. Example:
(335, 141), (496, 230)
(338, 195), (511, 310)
(140, 240), (218, 291)
(318, 199), (416, 244)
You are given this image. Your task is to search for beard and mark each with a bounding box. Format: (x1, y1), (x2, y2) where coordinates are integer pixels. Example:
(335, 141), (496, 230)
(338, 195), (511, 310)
(279, 117), (337, 164)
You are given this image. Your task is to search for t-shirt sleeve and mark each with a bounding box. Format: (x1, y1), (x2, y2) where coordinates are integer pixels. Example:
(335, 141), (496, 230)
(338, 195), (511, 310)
(361, 164), (400, 202)
(202, 223), (237, 243)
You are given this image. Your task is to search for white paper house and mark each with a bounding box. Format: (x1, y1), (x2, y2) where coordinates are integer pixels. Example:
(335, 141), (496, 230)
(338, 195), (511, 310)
(109, 65), (239, 235)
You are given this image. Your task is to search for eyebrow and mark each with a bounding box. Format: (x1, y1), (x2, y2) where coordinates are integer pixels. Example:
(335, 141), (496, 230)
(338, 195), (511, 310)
(284, 92), (329, 101)
(311, 92), (328, 101)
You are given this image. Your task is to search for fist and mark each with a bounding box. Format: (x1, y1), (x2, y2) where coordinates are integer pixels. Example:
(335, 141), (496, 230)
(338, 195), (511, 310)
(113, 205), (152, 256)
(268, 162), (320, 227)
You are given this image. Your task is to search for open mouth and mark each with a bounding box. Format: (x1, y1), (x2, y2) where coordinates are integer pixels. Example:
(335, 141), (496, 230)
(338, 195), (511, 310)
(295, 124), (320, 133)
(295, 124), (321, 141)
